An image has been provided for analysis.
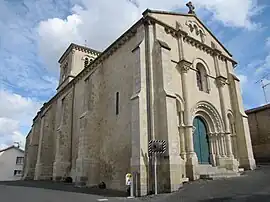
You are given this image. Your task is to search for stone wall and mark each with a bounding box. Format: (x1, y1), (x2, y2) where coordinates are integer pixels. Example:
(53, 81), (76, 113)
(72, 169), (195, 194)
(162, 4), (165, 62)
(35, 103), (57, 180)
(73, 24), (145, 191)
(53, 90), (73, 180)
(22, 131), (31, 179)
(246, 105), (270, 163)
(23, 113), (41, 180)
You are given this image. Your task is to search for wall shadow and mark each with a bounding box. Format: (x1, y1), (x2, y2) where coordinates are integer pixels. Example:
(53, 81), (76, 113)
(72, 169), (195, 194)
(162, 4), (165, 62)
(0, 180), (128, 198)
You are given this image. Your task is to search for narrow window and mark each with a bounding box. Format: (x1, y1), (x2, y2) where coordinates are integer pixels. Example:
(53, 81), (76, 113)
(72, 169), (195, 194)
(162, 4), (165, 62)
(196, 68), (203, 91)
(116, 92), (119, 115)
(61, 97), (66, 125)
(84, 77), (89, 110)
(87, 78), (92, 111)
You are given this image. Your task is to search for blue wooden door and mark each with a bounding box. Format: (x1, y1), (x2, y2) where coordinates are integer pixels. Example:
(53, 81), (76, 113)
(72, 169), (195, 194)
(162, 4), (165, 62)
(193, 117), (210, 164)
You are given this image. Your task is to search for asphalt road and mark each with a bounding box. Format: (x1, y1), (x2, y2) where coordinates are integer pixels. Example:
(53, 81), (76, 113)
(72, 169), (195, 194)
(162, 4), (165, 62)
(1, 164), (270, 202)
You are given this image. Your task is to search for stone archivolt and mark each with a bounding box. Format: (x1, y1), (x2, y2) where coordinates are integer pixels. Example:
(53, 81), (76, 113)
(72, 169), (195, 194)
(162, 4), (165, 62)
(191, 101), (224, 134)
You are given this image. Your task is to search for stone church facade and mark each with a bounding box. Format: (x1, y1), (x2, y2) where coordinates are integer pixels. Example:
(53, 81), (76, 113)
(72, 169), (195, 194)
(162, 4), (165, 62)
(23, 8), (256, 196)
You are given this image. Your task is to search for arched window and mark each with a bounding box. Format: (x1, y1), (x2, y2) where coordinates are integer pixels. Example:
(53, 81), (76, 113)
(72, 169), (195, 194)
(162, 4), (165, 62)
(196, 63), (209, 93)
(196, 68), (203, 91)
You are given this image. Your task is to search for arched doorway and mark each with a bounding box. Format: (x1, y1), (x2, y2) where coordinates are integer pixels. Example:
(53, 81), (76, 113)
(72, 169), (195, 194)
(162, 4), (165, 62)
(193, 117), (210, 164)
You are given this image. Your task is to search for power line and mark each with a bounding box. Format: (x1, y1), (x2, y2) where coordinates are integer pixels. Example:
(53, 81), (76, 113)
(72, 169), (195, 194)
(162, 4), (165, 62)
(255, 74), (270, 104)
(255, 72), (270, 84)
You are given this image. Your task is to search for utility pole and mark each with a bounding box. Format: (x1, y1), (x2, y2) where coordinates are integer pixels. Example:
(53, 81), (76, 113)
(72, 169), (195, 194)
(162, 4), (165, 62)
(255, 73), (270, 104)
(262, 81), (270, 103)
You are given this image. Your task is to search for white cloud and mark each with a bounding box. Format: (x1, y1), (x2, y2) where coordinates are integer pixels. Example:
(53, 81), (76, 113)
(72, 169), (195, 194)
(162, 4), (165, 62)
(0, 90), (41, 125)
(266, 37), (270, 48)
(0, 118), (19, 136)
(37, 0), (262, 71)
(237, 74), (248, 94)
(255, 53), (270, 76)
(238, 74), (248, 84)
(192, 0), (262, 30)
(0, 89), (42, 149)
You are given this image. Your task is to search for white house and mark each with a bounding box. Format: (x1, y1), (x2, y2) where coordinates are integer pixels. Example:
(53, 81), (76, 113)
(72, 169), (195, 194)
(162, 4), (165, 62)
(0, 145), (25, 181)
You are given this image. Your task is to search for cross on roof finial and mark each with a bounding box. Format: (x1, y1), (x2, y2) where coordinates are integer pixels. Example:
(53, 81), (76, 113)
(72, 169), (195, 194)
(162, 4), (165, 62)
(186, 1), (195, 14)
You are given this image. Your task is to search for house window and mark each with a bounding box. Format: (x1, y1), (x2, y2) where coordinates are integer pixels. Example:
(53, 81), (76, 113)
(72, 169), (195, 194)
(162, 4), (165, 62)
(14, 170), (22, 176)
(116, 92), (119, 115)
(16, 157), (24, 165)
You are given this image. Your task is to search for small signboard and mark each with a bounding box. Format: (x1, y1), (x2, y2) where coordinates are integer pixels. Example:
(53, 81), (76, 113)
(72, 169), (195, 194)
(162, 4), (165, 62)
(125, 173), (132, 186)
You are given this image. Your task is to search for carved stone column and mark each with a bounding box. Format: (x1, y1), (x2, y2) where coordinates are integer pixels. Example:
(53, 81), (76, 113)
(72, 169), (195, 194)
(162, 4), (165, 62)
(219, 134), (226, 157)
(214, 134), (221, 165)
(231, 134), (239, 160)
(208, 133), (216, 166)
(177, 60), (198, 180)
(216, 76), (234, 158)
(178, 126), (186, 161)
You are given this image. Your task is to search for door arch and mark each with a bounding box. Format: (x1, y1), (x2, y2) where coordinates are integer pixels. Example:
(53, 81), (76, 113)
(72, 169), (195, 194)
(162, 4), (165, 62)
(193, 117), (210, 164)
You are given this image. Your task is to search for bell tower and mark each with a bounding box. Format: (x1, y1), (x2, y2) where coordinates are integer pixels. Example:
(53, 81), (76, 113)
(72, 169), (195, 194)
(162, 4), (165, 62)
(57, 43), (101, 92)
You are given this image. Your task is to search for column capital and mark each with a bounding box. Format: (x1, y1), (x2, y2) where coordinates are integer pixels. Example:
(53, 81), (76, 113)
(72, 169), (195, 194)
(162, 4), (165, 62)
(215, 76), (227, 88)
(177, 59), (192, 73)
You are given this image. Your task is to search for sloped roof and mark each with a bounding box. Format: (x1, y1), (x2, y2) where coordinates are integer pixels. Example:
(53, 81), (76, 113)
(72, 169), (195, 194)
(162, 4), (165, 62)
(0, 145), (24, 153)
(246, 104), (270, 114)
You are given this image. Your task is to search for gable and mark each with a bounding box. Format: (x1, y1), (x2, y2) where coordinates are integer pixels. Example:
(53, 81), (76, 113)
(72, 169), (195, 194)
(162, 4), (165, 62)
(145, 11), (233, 58)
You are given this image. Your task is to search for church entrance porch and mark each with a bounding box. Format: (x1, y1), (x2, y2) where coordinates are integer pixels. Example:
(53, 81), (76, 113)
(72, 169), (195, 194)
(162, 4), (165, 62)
(187, 101), (240, 180)
(193, 117), (210, 164)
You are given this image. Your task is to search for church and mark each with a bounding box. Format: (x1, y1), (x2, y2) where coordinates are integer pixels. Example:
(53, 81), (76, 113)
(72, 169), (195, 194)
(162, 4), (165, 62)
(23, 3), (256, 196)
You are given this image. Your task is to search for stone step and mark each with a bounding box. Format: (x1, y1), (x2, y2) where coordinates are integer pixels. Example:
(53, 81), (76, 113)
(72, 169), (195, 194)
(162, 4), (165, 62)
(196, 164), (240, 180)
(201, 172), (241, 180)
(195, 165), (226, 175)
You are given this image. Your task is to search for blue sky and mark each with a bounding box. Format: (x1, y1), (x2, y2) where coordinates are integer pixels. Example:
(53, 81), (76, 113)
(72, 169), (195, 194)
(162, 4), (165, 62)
(0, 0), (269, 149)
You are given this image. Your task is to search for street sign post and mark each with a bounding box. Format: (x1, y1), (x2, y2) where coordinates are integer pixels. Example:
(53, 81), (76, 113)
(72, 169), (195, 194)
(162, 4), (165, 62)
(148, 140), (167, 195)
